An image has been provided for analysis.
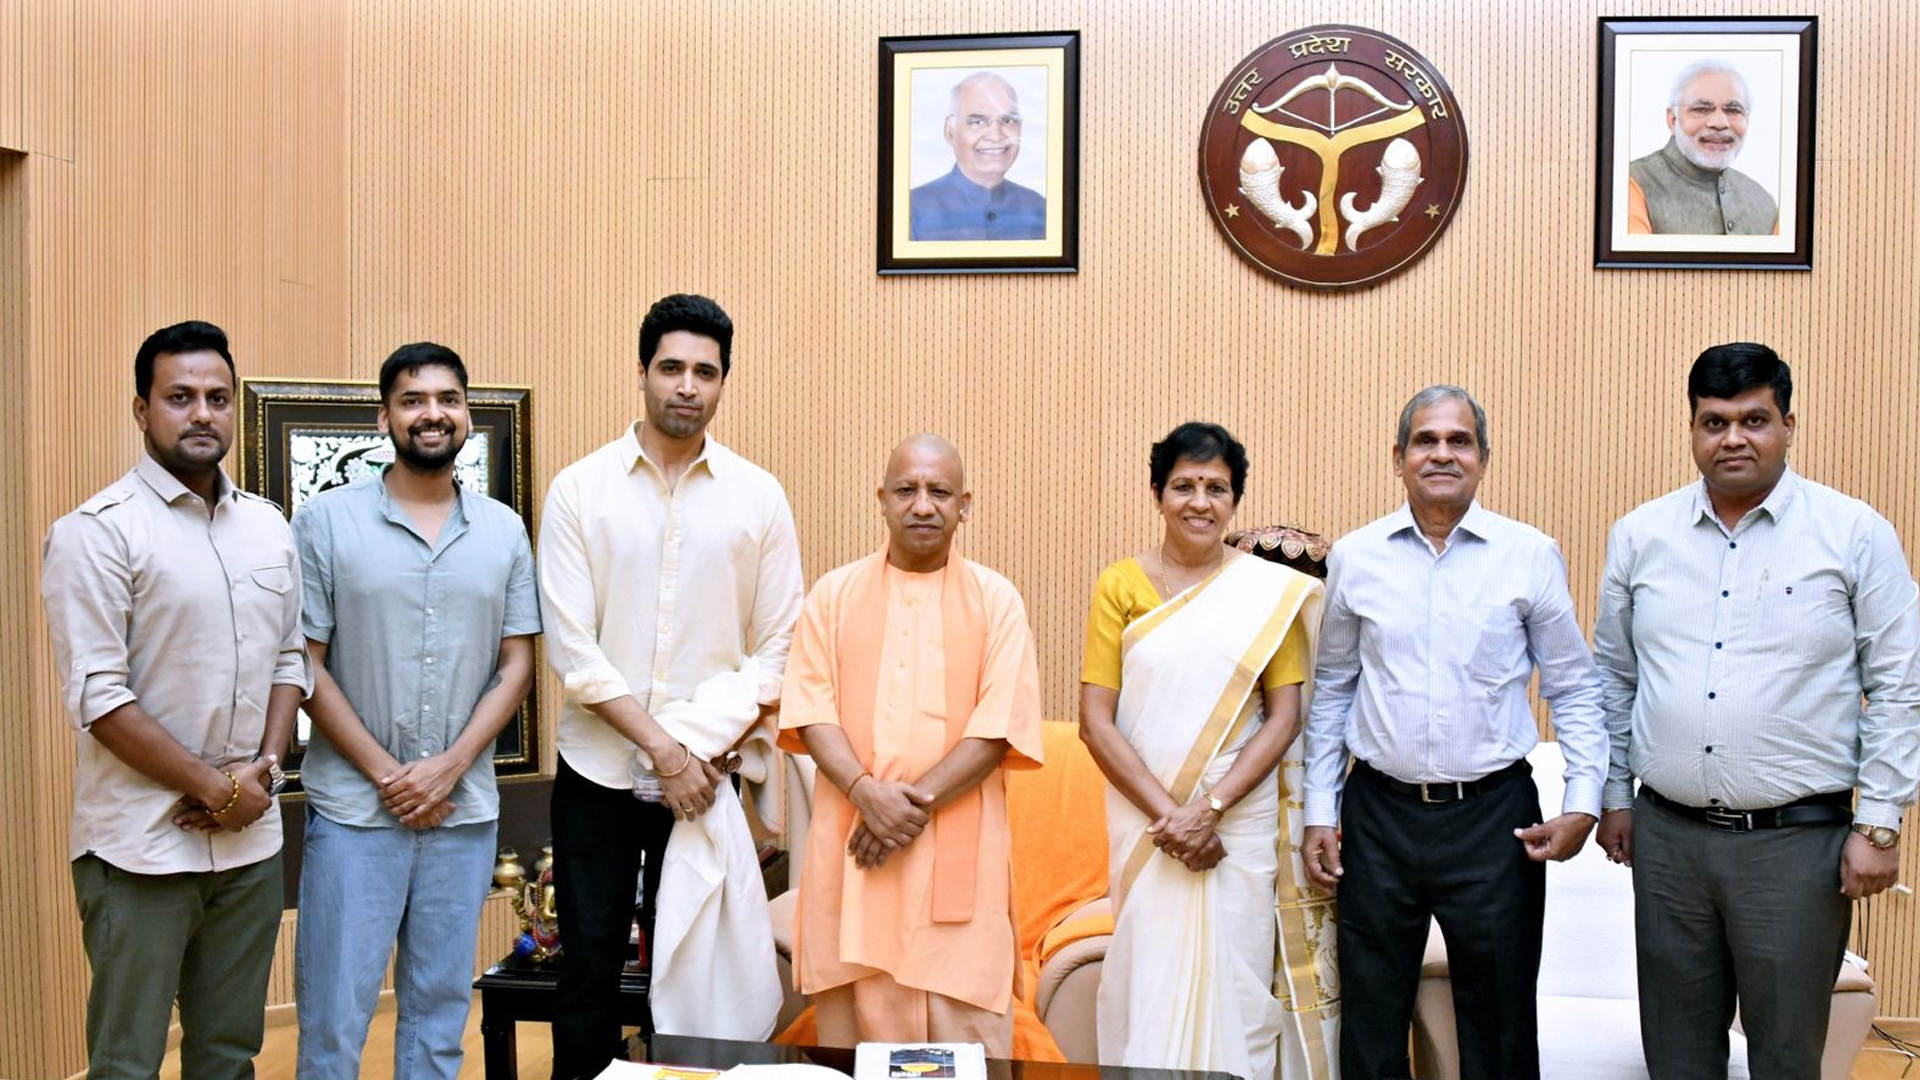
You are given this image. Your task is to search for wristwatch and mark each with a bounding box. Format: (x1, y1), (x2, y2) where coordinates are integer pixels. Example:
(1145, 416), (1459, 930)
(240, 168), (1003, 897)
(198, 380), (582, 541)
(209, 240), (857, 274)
(1852, 823), (1900, 850)
(1204, 791), (1227, 814)
(254, 753), (288, 797)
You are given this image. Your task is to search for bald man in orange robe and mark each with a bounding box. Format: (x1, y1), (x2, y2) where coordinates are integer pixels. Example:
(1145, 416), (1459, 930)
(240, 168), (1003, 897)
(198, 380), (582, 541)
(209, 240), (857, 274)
(779, 435), (1044, 1054)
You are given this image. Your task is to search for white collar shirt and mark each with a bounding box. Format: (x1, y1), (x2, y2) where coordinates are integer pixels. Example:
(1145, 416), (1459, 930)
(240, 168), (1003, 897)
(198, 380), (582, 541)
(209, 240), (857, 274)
(1304, 500), (1608, 826)
(538, 423), (805, 788)
(1593, 469), (1920, 827)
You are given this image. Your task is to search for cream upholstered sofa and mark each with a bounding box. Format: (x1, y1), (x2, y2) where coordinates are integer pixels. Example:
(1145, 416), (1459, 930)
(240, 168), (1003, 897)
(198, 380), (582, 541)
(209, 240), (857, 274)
(1410, 741), (1877, 1080)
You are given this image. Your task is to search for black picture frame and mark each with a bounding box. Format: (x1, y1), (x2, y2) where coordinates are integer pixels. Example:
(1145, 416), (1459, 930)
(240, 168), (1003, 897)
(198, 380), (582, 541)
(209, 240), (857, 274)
(1596, 16), (1816, 269)
(877, 31), (1081, 274)
(236, 378), (538, 795)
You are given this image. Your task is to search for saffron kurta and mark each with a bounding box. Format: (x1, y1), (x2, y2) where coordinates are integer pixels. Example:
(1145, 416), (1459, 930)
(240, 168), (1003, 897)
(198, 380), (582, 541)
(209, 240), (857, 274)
(779, 552), (1045, 1014)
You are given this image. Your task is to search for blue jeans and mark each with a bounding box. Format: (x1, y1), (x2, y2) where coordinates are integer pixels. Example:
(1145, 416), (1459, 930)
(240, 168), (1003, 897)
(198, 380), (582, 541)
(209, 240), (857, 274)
(295, 809), (496, 1080)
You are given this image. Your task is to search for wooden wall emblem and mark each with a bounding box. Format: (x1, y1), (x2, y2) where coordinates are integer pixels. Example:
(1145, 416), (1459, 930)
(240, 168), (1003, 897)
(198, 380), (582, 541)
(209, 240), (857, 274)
(1200, 26), (1469, 290)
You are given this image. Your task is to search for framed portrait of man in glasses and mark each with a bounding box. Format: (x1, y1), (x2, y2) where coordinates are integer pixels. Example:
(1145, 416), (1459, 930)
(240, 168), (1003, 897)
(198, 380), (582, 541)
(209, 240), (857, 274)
(878, 31), (1081, 274)
(1596, 17), (1816, 269)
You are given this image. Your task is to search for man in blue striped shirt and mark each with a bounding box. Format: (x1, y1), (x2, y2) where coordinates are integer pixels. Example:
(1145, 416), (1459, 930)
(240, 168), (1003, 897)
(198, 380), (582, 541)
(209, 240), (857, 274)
(1302, 384), (1608, 1080)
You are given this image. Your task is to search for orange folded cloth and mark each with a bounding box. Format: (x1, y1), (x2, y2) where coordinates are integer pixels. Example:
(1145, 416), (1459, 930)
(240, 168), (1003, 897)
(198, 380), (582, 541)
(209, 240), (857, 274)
(773, 1001), (1066, 1063)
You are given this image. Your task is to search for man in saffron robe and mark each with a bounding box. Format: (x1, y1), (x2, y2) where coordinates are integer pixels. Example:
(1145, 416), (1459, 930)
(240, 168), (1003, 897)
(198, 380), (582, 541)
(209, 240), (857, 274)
(780, 434), (1045, 1054)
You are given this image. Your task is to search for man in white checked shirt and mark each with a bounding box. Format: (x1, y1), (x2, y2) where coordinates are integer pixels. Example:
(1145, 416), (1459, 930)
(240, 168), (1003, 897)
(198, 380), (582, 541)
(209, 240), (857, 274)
(1592, 343), (1920, 1080)
(1301, 385), (1609, 1080)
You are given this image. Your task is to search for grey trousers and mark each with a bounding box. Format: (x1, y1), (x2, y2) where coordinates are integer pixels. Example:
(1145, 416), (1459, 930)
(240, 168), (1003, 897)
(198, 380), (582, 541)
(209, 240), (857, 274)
(1631, 794), (1850, 1080)
(71, 852), (283, 1080)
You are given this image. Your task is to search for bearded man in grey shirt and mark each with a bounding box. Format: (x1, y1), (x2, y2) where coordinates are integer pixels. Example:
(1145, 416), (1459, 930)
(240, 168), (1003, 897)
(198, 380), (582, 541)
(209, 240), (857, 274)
(1593, 342), (1920, 1080)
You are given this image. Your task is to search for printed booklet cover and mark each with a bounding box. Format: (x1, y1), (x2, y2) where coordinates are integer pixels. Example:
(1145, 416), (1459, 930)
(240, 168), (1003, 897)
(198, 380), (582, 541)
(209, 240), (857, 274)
(853, 1043), (986, 1080)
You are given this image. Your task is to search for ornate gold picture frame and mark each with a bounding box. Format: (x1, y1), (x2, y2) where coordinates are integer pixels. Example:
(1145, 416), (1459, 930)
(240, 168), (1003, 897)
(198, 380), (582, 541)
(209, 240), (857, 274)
(236, 378), (538, 794)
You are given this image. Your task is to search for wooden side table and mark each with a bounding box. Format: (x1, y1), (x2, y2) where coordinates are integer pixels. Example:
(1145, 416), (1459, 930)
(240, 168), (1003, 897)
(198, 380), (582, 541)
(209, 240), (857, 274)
(473, 952), (651, 1080)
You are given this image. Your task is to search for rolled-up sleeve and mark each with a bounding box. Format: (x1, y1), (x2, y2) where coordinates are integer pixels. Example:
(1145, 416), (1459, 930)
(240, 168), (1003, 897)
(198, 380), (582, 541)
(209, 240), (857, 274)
(538, 473), (632, 706)
(40, 514), (139, 729)
(747, 492), (805, 705)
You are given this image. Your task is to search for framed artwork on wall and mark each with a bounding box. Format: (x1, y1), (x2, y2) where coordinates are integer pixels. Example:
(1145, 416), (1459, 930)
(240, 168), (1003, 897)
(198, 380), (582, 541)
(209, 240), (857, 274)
(1596, 16), (1816, 269)
(877, 30), (1081, 274)
(236, 378), (538, 794)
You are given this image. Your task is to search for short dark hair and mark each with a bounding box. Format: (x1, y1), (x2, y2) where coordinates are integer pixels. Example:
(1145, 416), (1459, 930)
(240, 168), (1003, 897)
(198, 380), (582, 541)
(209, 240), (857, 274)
(135, 321), (235, 399)
(638, 294), (733, 376)
(379, 342), (470, 402)
(1688, 342), (1792, 416)
(1149, 422), (1248, 501)
(1396, 385), (1489, 454)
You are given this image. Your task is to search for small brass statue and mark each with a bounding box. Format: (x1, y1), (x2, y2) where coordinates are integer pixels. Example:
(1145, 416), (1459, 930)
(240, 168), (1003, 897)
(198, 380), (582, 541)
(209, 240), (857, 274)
(497, 842), (562, 962)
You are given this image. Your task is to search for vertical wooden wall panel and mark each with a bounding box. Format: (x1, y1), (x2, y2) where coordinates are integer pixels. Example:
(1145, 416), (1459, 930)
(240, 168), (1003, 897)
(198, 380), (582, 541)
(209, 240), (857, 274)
(12, 1), (1920, 1073)
(6, 1), (351, 1075)
(336, 0), (1920, 1016)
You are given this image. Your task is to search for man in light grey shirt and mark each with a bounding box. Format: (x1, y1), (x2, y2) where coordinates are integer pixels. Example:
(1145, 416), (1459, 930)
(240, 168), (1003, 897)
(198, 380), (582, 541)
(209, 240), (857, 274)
(1593, 343), (1919, 1080)
(291, 343), (539, 1080)
(41, 320), (309, 1080)
(1301, 385), (1607, 1080)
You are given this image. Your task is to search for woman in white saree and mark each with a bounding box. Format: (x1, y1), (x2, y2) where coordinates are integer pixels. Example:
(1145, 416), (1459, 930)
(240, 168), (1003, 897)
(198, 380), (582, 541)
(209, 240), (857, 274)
(1079, 424), (1339, 1080)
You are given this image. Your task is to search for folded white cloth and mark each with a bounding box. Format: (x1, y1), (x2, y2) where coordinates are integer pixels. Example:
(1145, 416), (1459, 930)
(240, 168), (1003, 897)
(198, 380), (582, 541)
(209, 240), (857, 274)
(637, 662), (783, 1040)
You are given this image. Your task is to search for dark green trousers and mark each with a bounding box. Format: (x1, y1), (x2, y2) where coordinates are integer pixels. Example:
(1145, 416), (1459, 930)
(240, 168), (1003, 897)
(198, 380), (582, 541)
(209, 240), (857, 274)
(71, 851), (283, 1080)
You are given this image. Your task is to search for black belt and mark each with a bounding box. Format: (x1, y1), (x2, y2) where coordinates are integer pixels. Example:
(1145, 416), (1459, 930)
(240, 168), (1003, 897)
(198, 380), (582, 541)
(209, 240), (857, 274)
(1355, 758), (1529, 805)
(1643, 787), (1853, 833)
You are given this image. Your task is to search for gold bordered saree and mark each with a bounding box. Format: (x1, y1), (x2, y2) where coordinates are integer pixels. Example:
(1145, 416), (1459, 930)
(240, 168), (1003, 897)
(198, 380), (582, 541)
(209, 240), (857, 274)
(1095, 555), (1340, 1080)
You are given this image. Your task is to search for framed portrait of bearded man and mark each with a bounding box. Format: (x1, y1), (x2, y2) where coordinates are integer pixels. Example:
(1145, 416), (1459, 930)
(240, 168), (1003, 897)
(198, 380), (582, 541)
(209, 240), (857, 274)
(1596, 17), (1816, 269)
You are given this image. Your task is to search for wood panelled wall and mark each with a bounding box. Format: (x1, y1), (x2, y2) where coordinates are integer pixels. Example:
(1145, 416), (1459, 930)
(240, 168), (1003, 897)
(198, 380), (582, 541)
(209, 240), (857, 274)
(5, 0), (1920, 1075)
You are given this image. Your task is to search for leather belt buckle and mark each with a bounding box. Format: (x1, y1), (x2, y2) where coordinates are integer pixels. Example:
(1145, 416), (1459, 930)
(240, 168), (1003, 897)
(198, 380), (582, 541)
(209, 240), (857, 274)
(1420, 781), (1465, 804)
(1702, 805), (1754, 833)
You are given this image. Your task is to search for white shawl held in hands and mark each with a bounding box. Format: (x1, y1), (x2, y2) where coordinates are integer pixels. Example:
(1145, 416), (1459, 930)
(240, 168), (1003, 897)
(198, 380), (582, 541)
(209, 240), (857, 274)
(633, 663), (783, 1039)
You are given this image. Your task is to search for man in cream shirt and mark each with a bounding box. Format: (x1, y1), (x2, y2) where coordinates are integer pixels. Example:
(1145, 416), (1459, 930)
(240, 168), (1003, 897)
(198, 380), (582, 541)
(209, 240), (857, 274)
(41, 321), (309, 1080)
(538, 294), (805, 1080)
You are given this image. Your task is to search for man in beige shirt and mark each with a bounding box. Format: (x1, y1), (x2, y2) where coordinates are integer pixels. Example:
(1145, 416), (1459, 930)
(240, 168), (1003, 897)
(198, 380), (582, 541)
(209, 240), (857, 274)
(538, 294), (804, 1079)
(40, 320), (309, 1080)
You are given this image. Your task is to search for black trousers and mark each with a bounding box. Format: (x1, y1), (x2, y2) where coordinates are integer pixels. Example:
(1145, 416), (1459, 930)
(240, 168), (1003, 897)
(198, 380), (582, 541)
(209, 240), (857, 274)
(549, 756), (674, 1080)
(1337, 761), (1546, 1080)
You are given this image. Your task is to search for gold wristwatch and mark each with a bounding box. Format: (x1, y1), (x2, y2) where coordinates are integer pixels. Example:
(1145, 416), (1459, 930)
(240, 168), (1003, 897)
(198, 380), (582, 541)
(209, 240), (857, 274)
(1204, 791), (1226, 814)
(1852, 823), (1900, 850)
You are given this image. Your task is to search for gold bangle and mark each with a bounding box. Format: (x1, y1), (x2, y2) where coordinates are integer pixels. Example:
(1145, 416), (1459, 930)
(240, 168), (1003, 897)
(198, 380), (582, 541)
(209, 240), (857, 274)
(656, 744), (693, 778)
(209, 770), (241, 818)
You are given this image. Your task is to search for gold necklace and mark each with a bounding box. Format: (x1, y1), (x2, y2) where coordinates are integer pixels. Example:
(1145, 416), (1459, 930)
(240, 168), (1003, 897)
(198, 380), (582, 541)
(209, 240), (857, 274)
(1154, 544), (1224, 600)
